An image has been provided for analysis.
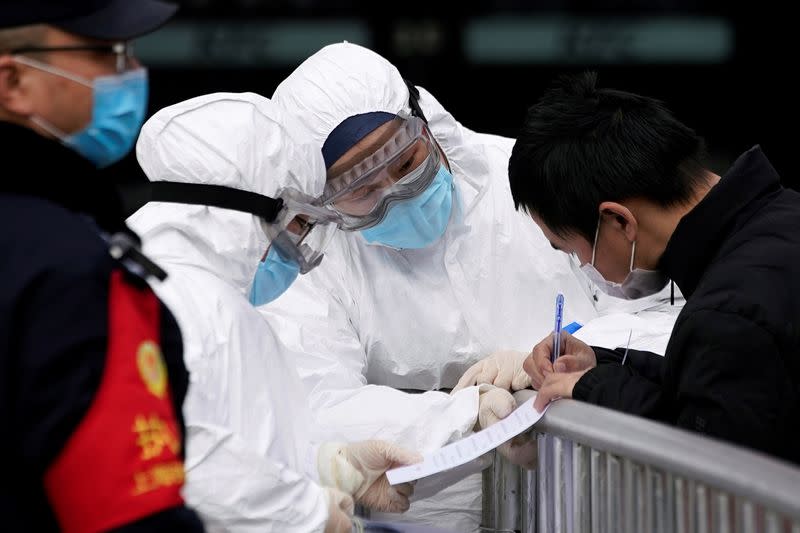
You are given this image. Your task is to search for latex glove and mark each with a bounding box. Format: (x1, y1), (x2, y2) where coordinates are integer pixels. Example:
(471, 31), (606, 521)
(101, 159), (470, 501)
(477, 384), (538, 469)
(523, 331), (597, 390)
(476, 384), (517, 430)
(453, 350), (531, 393)
(324, 487), (354, 533)
(318, 440), (421, 513)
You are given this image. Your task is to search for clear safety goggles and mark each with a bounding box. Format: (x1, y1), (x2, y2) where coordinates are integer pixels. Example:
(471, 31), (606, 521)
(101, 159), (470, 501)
(321, 114), (441, 231)
(146, 180), (339, 275)
(261, 192), (340, 274)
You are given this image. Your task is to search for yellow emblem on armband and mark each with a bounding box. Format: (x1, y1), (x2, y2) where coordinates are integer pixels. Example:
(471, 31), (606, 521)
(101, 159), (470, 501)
(136, 341), (167, 399)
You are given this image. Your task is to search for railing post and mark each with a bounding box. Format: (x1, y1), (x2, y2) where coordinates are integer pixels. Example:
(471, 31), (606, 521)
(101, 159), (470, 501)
(538, 433), (552, 533)
(481, 450), (520, 532)
(552, 436), (567, 533)
(590, 448), (606, 533)
(520, 463), (537, 533)
(676, 476), (688, 533)
(571, 442), (591, 533)
(711, 491), (731, 533)
(736, 499), (756, 533)
(606, 454), (622, 533)
(764, 510), (781, 533)
(697, 483), (710, 533)
(482, 453), (497, 531)
(623, 458), (636, 533)
(652, 470), (666, 533)
(638, 464), (650, 533)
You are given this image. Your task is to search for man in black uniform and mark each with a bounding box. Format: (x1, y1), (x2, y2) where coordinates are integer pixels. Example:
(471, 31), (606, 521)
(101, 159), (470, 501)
(0, 1), (205, 531)
(513, 72), (800, 464)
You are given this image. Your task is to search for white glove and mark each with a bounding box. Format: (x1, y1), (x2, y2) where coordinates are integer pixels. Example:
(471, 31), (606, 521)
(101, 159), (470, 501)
(452, 350), (531, 393)
(318, 440), (421, 513)
(323, 487), (354, 533)
(477, 384), (538, 469)
(477, 383), (517, 430)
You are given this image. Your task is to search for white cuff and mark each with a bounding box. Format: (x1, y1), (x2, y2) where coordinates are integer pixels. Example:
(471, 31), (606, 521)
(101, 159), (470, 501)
(317, 441), (364, 496)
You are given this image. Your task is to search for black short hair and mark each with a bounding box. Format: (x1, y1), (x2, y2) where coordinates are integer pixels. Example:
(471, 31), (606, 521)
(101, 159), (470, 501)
(509, 71), (707, 242)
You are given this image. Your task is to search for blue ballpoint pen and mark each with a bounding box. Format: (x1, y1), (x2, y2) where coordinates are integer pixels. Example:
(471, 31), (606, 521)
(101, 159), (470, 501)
(552, 293), (564, 367)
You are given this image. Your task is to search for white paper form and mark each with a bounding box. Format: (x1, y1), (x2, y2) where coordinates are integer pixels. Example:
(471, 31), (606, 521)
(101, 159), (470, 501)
(410, 455), (492, 501)
(387, 397), (547, 485)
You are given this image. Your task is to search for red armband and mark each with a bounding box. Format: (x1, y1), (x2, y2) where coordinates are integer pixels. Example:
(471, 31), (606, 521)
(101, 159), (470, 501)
(44, 270), (186, 533)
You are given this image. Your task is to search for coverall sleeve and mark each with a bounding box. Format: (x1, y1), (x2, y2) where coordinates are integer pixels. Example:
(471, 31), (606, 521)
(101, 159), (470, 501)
(258, 268), (481, 453)
(157, 282), (331, 533)
(181, 420), (330, 533)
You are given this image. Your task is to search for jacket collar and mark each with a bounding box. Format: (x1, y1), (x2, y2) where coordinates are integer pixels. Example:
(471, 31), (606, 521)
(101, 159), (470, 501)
(0, 121), (129, 234)
(660, 146), (782, 297)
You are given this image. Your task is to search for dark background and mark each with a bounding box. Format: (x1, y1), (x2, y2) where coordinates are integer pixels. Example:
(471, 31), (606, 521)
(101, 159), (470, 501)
(116, 1), (794, 215)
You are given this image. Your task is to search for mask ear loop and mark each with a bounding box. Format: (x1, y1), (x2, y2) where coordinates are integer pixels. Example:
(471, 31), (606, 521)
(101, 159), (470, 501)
(591, 216), (601, 266)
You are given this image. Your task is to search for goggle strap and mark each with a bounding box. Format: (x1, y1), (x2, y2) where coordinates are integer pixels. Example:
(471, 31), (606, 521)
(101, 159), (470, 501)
(149, 181), (284, 223)
(404, 78), (428, 123)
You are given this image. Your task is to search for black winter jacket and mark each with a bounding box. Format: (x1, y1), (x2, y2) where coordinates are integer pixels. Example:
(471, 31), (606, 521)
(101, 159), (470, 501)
(574, 146), (800, 465)
(0, 122), (204, 532)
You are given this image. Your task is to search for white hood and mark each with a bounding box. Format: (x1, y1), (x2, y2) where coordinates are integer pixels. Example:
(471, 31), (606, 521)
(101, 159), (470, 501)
(273, 42), (411, 144)
(133, 92), (326, 294)
(127, 93), (331, 532)
(272, 42), (490, 210)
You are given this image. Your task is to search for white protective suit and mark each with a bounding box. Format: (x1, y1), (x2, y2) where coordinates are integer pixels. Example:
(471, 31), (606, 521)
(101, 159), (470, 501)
(128, 93), (333, 532)
(259, 42), (605, 530)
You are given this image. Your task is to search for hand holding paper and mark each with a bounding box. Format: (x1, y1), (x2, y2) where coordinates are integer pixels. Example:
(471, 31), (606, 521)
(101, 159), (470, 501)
(386, 396), (550, 487)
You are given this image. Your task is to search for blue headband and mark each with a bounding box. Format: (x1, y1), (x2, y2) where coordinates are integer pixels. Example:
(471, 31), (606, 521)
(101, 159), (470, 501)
(322, 111), (396, 169)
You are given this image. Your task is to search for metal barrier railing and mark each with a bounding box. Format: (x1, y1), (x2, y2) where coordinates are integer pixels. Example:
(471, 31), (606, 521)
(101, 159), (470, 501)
(482, 390), (800, 533)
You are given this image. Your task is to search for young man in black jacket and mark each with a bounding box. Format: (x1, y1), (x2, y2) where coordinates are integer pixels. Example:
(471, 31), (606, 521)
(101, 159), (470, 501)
(0, 1), (205, 531)
(512, 72), (800, 465)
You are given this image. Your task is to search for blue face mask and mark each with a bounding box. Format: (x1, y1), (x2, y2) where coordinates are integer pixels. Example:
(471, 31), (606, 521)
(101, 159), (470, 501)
(64, 69), (149, 168)
(15, 55), (149, 168)
(249, 245), (301, 306)
(360, 164), (454, 249)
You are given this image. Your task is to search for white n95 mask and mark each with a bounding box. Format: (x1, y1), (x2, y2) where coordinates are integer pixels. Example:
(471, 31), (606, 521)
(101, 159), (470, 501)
(580, 218), (668, 300)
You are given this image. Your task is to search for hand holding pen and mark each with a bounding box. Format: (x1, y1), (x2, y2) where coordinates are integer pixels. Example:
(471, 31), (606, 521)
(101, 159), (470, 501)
(523, 294), (599, 411)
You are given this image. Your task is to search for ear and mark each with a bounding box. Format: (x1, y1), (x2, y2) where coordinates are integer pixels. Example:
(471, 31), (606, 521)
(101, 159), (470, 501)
(598, 201), (638, 243)
(0, 55), (35, 116)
